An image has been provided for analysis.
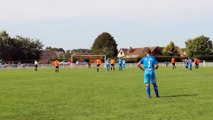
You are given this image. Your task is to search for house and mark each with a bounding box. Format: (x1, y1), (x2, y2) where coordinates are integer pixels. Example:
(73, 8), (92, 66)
(39, 50), (64, 64)
(55, 51), (64, 58)
(117, 46), (162, 58)
(179, 48), (187, 57)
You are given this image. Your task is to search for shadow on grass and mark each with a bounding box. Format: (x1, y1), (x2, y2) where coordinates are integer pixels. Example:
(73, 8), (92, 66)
(161, 94), (199, 98)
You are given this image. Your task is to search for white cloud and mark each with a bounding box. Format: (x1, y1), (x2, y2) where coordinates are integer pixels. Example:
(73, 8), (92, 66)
(0, 0), (213, 22)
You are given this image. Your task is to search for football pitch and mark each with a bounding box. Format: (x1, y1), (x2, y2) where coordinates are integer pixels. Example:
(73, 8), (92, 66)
(0, 66), (212, 120)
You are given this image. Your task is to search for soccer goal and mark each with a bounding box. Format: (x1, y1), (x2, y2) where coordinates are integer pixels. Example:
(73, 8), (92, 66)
(70, 54), (106, 69)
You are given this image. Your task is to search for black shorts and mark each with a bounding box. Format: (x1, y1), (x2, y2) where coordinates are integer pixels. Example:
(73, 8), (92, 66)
(97, 64), (100, 67)
(111, 64), (114, 67)
(172, 63), (175, 66)
(55, 66), (59, 69)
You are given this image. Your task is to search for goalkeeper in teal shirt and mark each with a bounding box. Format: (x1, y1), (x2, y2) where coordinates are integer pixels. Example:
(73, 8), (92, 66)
(137, 48), (159, 98)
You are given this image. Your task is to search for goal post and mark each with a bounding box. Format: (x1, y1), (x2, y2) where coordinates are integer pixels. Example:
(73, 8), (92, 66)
(70, 54), (106, 69)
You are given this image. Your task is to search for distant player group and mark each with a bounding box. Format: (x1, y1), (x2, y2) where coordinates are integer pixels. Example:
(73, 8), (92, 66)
(170, 57), (201, 71)
(46, 57), (126, 73)
(95, 57), (126, 72)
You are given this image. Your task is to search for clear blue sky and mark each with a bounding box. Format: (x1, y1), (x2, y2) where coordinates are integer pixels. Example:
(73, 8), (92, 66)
(1, 0), (213, 50)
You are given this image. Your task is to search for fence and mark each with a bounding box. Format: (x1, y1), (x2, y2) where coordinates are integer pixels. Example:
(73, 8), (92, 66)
(1, 62), (213, 69)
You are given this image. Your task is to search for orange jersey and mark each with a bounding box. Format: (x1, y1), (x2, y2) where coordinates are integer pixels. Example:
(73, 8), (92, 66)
(194, 58), (197, 63)
(95, 59), (101, 65)
(110, 59), (115, 64)
(53, 60), (60, 67)
(197, 59), (201, 63)
(194, 58), (200, 63)
(171, 58), (175, 63)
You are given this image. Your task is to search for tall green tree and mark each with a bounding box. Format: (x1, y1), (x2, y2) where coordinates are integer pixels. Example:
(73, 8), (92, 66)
(0, 31), (9, 41)
(16, 35), (43, 61)
(91, 32), (118, 57)
(0, 31), (43, 62)
(185, 35), (212, 57)
(163, 41), (179, 56)
(0, 31), (13, 61)
(71, 49), (91, 55)
(45, 47), (65, 52)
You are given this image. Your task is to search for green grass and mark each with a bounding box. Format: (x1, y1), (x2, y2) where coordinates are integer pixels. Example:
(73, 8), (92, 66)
(0, 66), (212, 120)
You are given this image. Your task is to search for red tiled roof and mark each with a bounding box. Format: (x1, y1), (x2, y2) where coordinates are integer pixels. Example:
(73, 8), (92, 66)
(119, 46), (161, 58)
(39, 50), (58, 64)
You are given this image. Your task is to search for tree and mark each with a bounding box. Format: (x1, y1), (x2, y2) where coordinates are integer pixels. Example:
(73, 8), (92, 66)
(45, 46), (65, 53)
(0, 31), (9, 41)
(0, 31), (43, 62)
(163, 41), (179, 56)
(91, 32), (118, 57)
(15, 36), (43, 62)
(0, 31), (13, 61)
(185, 35), (212, 57)
(71, 49), (91, 55)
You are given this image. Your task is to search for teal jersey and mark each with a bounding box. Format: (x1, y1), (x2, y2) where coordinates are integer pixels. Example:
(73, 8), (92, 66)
(118, 58), (122, 64)
(139, 56), (158, 84)
(139, 56), (158, 70)
(106, 59), (110, 65)
(188, 59), (193, 65)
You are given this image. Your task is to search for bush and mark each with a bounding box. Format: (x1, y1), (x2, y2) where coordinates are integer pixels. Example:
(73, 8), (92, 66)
(155, 56), (183, 62)
(125, 58), (138, 63)
(194, 55), (213, 62)
(120, 55), (213, 63)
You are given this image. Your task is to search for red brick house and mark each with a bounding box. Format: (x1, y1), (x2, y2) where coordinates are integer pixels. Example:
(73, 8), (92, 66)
(39, 50), (64, 64)
(117, 46), (162, 58)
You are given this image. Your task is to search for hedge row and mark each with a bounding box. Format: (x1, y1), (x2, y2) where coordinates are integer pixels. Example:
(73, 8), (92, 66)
(127, 55), (213, 63)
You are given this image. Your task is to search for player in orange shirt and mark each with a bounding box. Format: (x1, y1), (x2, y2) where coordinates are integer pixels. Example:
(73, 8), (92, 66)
(95, 58), (101, 72)
(53, 59), (60, 72)
(110, 58), (115, 71)
(171, 57), (176, 70)
(194, 58), (200, 69)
